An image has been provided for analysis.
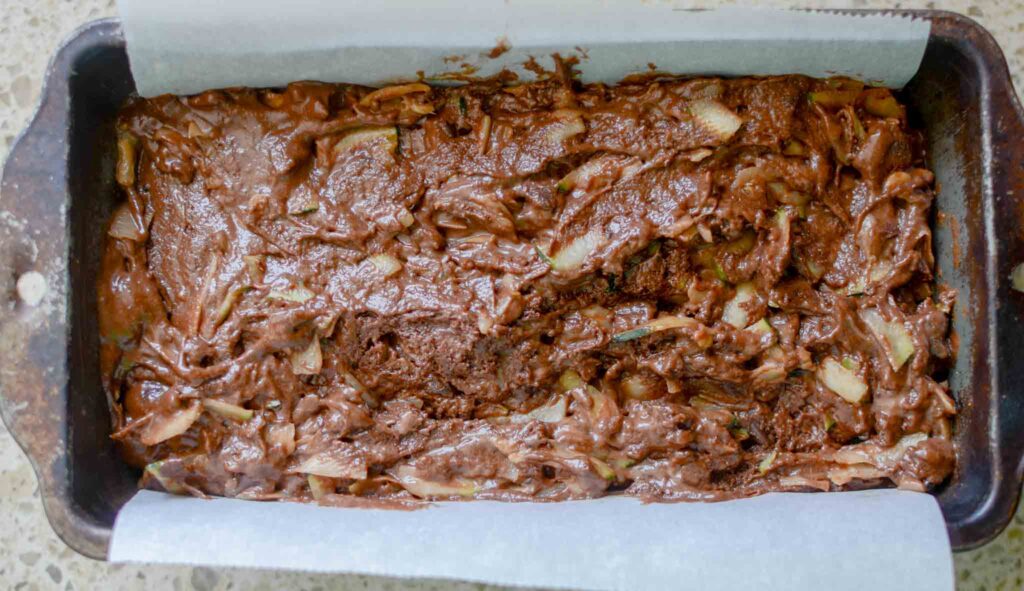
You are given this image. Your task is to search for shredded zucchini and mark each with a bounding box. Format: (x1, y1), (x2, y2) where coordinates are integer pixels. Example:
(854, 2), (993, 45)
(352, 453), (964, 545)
(358, 83), (430, 107)
(202, 398), (253, 421)
(862, 89), (902, 118)
(145, 461), (184, 494)
(397, 208), (415, 228)
(558, 369), (585, 392)
(549, 230), (602, 272)
(722, 282), (757, 328)
(139, 402), (201, 445)
(295, 452), (367, 479)
(214, 286), (248, 326)
(612, 327), (651, 343)
(243, 255), (265, 285)
(612, 315), (699, 343)
(590, 457), (616, 481)
(267, 285), (315, 304)
(750, 363), (787, 384)
(767, 182), (810, 206)
(546, 110), (586, 143)
(1011, 262), (1024, 293)
(746, 318), (773, 336)
(308, 474), (335, 500)
(334, 126), (399, 156)
(290, 338), (323, 375)
(510, 396), (567, 424)
(368, 253), (403, 277)
(620, 374), (655, 400)
(689, 100), (743, 142)
(818, 357), (868, 404)
(108, 204), (143, 241)
(534, 244), (555, 267)
(859, 308), (915, 370)
(288, 196), (319, 215)
(808, 89), (859, 107)
(392, 465), (476, 498)
(782, 139), (807, 156)
(116, 132), (138, 187)
(584, 385), (616, 422)
(724, 230), (757, 255)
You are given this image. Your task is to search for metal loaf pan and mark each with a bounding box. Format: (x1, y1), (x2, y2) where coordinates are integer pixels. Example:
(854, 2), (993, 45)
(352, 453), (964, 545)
(1, 11), (1022, 560)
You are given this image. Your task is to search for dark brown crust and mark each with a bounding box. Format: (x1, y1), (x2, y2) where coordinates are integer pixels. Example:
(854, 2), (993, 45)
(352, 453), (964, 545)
(97, 71), (955, 503)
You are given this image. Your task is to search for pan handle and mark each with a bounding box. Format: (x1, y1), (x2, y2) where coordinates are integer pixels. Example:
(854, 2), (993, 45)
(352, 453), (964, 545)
(986, 49), (1024, 474)
(0, 20), (122, 560)
(980, 15), (1024, 538)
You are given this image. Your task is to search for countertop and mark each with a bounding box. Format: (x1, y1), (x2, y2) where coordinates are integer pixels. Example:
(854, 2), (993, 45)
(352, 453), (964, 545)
(0, 1), (1021, 589)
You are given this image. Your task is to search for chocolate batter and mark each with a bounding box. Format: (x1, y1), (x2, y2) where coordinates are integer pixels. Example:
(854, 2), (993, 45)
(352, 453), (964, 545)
(98, 69), (955, 502)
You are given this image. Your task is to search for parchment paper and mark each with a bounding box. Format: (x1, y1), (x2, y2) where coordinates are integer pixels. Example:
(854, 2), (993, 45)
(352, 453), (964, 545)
(110, 3), (950, 588)
(111, 489), (953, 590)
(117, 0), (931, 97)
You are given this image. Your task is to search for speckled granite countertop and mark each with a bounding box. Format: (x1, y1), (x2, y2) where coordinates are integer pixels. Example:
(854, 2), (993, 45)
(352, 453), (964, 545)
(1, 1), (1021, 589)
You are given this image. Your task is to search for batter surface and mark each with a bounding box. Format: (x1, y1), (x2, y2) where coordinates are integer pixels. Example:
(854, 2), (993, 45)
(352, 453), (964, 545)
(99, 68), (955, 502)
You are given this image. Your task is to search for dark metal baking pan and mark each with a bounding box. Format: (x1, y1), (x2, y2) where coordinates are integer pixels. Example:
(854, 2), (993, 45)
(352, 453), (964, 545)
(1, 11), (1022, 560)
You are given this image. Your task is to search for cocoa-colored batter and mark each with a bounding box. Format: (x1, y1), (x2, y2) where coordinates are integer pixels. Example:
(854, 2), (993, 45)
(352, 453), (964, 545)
(98, 67), (955, 502)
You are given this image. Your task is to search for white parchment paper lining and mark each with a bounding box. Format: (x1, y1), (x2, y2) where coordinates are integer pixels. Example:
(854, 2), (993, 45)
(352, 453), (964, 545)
(118, 1), (930, 96)
(112, 490), (953, 590)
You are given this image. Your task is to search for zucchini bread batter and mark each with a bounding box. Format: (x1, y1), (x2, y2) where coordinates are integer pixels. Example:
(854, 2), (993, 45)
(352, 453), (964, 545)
(99, 66), (956, 502)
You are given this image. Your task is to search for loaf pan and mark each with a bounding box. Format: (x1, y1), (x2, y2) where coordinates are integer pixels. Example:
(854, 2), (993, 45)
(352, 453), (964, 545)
(1, 11), (1022, 559)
